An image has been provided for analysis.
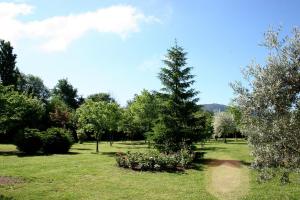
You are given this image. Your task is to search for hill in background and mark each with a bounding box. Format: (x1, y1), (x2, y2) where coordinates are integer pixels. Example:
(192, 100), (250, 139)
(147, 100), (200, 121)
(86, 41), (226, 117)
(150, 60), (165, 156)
(202, 103), (227, 113)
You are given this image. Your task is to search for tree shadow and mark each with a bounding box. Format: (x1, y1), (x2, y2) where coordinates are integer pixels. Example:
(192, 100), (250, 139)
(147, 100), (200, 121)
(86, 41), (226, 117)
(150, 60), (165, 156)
(197, 158), (251, 168)
(202, 159), (242, 168)
(195, 146), (226, 151)
(100, 152), (117, 157)
(71, 148), (92, 151)
(240, 160), (251, 166)
(118, 141), (146, 146)
(0, 194), (15, 200)
(0, 150), (80, 157)
(114, 146), (147, 150)
(226, 142), (248, 145)
(117, 165), (187, 175)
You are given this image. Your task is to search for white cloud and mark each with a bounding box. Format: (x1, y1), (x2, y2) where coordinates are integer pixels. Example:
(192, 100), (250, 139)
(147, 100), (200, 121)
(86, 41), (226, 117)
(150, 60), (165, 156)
(0, 2), (159, 52)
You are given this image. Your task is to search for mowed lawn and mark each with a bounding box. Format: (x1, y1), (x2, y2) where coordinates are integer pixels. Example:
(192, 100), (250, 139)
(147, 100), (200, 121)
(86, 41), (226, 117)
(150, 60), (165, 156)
(0, 140), (299, 200)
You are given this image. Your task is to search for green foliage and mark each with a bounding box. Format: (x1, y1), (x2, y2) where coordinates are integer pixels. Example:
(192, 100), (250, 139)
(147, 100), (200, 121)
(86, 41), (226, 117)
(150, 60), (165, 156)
(76, 129), (86, 144)
(231, 27), (300, 175)
(87, 93), (116, 103)
(152, 42), (201, 152)
(226, 105), (242, 131)
(17, 74), (50, 102)
(48, 96), (72, 128)
(76, 100), (121, 152)
(43, 128), (73, 154)
(52, 79), (80, 109)
(14, 128), (43, 154)
(116, 149), (195, 171)
(129, 90), (160, 133)
(119, 108), (139, 140)
(0, 85), (45, 135)
(0, 40), (19, 87)
(120, 90), (160, 140)
(192, 110), (213, 141)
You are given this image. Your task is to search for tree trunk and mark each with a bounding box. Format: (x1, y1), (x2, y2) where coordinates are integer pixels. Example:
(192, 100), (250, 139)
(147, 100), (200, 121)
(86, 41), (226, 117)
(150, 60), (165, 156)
(96, 133), (99, 153)
(110, 132), (113, 147)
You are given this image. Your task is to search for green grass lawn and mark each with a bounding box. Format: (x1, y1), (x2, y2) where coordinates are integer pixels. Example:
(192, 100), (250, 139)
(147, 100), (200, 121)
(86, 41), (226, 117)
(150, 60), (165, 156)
(0, 140), (299, 200)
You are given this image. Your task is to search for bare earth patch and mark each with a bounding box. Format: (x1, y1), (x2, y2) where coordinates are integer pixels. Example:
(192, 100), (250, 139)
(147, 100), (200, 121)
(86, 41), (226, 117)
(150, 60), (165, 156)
(0, 176), (24, 185)
(206, 159), (249, 200)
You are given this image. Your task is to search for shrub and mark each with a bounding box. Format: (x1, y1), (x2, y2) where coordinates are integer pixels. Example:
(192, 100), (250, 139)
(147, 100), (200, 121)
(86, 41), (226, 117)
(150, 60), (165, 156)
(43, 128), (73, 154)
(116, 152), (129, 168)
(15, 128), (43, 154)
(116, 149), (195, 171)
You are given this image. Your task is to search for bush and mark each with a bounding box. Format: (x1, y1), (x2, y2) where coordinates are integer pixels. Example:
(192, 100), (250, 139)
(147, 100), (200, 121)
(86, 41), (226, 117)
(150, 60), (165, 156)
(43, 128), (73, 154)
(116, 149), (195, 171)
(15, 128), (43, 154)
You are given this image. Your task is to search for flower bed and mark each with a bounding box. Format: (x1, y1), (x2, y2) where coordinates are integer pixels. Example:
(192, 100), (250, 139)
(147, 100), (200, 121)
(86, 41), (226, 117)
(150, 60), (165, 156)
(116, 149), (195, 171)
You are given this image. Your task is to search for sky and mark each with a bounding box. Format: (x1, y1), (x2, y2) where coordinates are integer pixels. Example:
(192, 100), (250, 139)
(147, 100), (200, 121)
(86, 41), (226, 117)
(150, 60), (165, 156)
(0, 0), (299, 106)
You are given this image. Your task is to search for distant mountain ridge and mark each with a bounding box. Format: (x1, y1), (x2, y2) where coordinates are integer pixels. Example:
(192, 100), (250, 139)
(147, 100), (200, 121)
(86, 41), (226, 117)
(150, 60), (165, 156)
(201, 103), (228, 113)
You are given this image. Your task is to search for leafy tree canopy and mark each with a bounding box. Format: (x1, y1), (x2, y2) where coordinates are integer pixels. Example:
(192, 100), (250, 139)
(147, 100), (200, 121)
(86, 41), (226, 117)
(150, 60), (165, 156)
(87, 93), (116, 103)
(18, 74), (50, 102)
(76, 100), (121, 152)
(231, 27), (300, 175)
(213, 112), (236, 143)
(52, 78), (80, 109)
(0, 85), (45, 134)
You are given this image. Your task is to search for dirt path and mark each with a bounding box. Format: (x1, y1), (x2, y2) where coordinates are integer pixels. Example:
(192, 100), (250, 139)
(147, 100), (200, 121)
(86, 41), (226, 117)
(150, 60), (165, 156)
(206, 159), (249, 200)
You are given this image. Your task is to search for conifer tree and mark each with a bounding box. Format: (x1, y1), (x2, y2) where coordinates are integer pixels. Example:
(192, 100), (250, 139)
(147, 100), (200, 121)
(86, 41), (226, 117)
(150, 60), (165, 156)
(0, 40), (19, 87)
(152, 41), (201, 152)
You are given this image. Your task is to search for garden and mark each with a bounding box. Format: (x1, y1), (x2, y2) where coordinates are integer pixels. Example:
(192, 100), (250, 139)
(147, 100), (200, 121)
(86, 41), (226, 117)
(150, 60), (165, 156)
(0, 23), (300, 200)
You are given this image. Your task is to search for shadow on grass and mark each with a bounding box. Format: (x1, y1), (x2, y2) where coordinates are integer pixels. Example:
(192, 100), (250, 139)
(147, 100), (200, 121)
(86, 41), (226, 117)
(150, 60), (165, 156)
(226, 142), (248, 145)
(240, 160), (251, 166)
(0, 151), (80, 157)
(114, 146), (147, 150)
(196, 158), (251, 168)
(71, 148), (92, 151)
(196, 146), (226, 151)
(100, 152), (117, 157)
(191, 151), (251, 171)
(0, 194), (15, 200)
(118, 141), (146, 146)
(118, 165), (187, 175)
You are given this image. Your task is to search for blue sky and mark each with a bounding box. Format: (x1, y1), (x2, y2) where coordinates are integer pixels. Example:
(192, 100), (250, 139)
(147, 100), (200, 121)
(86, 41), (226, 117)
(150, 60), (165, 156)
(0, 0), (299, 106)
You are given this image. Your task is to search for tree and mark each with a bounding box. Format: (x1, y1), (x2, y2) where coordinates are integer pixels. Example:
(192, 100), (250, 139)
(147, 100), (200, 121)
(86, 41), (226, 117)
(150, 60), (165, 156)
(48, 96), (72, 129)
(0, 85), (45, 141)
(231, 27), (300, 181)
(152, 41), (201, 152)
(226, 104), (242, 140)
(18, 74), (50, 102)
(0, 40), (20, 87)
(76, 100), (120, 152)
(194, 110), (214, 142)
(87, 93), (116, 103)
(52, 79), (80, 109)
(119, 107), (139, 140)
(212, 112), (236, 143)
(129, 90), (160, 139)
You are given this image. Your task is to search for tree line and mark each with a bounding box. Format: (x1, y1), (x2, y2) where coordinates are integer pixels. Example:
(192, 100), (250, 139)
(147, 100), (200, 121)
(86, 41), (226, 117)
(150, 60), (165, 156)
(0, 39), (219, 154)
